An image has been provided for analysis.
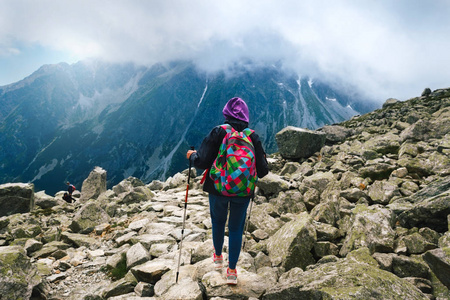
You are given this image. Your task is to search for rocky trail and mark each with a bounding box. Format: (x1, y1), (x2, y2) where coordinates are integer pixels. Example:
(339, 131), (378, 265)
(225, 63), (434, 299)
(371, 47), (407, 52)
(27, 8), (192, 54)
(1, 87), (450, 299)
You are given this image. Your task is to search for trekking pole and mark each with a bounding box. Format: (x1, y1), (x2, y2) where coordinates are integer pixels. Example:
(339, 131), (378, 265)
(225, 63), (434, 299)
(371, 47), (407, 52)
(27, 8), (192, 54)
(242, 187), (256, 251)
(176, 146), (194, 283)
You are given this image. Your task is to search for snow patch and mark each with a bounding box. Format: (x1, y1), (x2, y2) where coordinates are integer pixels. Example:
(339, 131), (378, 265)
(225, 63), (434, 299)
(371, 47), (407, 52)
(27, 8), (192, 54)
(92, 124), (104, 135)
(197, 81), (208, 108)
(123, 167), (137, 179)
(308, 79), (314, 88)
(326, 97), (337, 102)
(32, 159), (58, 181)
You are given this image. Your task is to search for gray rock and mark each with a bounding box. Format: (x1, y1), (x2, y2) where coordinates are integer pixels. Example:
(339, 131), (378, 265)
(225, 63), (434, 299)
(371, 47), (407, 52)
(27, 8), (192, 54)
(61, 232), (100, 248)
(372, 252), (395, 271)
(279, 162), (302, 177)
(313, 241), (339, 258)
(160, 277), (202, 300)
(34, 190), (61, 209)
(248, 204), (284, 236)
(340, 187), (367, 203)
(401, 232), (437, 254)
(439, 232), (450, 248)
(318, 125), (354, 144)
(134, 281), (154, 297)
(0, 183), (34, 216)
(121, 187), (154, 204)
(80, 166), (107, 202)
(383, 98), (400, 108)
(340, 204), (396, 256)
(257, 173), (290, 197)
(423, 247), (450, 288)
(398, 189), (450, 232)
(262, 254), (428, 300)
(131, 258), (174, 284)
(275, 126), (326, 159)
(24, 238), (43, 255)
(310, 194), (340, 226)
(0, 246), (42, 300)
(269, 190), (306, 216)
(69, 201), (110, 234)
(302, 171), (336, 195)
(128, 218), (151, 231)
(400, 119), (433, 142)
(153, 264), (199, 296)
(359, 162), (397, 181)
(392, 255), (430, 279)
(126, 242), (151, 269)
(367, 180), (401, 205)
(362, 133), (400, 155)
(314, 222), (340, 241)
(102, 271), (137, 299)
(131, 234), (176, 250)
(113, 177), (145, 195)
(147, 180), (164, 190)
(266, 212), (316, 270)
(408, 176), (450, 204)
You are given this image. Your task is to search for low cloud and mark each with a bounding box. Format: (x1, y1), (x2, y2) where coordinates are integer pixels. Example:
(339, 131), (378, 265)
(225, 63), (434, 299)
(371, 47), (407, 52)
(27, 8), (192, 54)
(1, 0), (450, 101)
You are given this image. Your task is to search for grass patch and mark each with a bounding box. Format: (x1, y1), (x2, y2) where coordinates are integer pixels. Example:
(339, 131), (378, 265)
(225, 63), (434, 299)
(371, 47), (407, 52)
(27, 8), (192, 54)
(108, 253), (128, 280)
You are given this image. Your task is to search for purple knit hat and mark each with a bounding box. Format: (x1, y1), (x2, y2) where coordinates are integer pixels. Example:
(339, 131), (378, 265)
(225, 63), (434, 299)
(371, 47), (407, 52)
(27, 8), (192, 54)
(222, 97), (249, 123)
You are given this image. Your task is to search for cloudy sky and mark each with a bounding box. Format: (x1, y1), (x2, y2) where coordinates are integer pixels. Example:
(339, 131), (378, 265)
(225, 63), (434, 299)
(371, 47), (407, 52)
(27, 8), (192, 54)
(1, 0), (450, 102)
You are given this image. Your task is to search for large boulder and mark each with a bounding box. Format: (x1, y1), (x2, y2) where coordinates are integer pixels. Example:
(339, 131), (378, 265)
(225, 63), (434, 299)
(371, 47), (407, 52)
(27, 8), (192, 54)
(266, 212), (316, 270)
(423, 247), (450, 289)
(340, 204), (396, 256)
(398, 189), (450, 232)
(263, 250), (428, 300)
(0, 183), (34, 216)
(367, 180), (401, 205)
(80, 166), (107, 202)
(69, 202), (110, 234)
(34, 191), (61, 209)
(362, 133), (401, 155)
(257, 173), (290, 197)
(275, 126), (326, 159)
(318, 125), (354, 144)
(131, 258), (174, 284)
(0, 246), (42, 300)
(113, 176), (145, 195)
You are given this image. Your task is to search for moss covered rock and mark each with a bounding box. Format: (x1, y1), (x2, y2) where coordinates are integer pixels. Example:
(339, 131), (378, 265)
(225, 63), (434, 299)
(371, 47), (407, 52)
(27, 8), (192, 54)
(266, 212), (316, 270)
(263, 254), (428, 300)
(0, 246), (42, 300)
(340, 204), (396, 256)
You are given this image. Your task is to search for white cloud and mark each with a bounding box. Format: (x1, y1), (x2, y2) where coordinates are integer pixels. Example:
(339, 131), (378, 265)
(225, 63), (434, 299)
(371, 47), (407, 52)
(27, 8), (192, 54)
(1, 0), (450, 101)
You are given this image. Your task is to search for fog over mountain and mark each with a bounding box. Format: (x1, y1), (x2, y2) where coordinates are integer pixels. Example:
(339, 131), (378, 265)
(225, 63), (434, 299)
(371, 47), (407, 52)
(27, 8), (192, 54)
(2, 1), (450, 101)
(0, 59), (376, 195)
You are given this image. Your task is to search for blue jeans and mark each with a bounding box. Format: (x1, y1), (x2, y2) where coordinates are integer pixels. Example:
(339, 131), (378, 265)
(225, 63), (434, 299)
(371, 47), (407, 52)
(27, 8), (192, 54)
(209, 194), (250, 269)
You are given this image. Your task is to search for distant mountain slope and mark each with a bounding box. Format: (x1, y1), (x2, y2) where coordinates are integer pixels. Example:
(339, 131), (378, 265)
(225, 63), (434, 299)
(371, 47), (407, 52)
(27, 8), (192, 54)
(0, 60), (377, 194)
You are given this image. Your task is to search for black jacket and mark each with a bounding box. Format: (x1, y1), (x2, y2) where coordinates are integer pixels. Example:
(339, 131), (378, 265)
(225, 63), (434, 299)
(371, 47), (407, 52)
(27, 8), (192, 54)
(190, 118), (269, 196)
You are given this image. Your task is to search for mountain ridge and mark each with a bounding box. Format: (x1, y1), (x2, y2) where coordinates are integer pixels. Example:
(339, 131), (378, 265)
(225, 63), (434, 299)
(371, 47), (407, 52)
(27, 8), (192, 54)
(0, 86), (448, 299)
(0, 60), (377, 195)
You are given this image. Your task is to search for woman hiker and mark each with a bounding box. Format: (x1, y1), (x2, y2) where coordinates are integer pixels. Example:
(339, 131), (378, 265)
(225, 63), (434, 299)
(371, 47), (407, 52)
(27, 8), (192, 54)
(186, 97), (269, 285)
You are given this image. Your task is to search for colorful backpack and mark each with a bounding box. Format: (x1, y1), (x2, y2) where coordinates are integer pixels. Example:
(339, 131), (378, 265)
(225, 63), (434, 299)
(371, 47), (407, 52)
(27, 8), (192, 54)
(210, 124), (258, 196)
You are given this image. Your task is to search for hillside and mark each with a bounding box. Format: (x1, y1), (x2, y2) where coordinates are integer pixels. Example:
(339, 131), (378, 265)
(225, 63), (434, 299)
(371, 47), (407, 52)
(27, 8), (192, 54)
(0, 87), (448, 299)
(0, 60), (376, 195)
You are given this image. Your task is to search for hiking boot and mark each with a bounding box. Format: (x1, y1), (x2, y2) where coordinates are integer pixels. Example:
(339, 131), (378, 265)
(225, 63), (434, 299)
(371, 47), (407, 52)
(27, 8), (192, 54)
(213, 253), (223, 269)
(226, 268), (237, 285)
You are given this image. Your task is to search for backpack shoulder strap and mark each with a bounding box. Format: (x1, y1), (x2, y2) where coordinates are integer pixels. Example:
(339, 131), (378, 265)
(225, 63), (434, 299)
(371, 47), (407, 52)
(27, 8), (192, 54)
(220, 124), (235, 134)
(243, 128), (254, 136)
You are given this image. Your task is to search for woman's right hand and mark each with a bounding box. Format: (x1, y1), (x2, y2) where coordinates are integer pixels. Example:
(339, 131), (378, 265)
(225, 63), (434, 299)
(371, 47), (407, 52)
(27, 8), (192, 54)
(186, 150), (197, 159)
